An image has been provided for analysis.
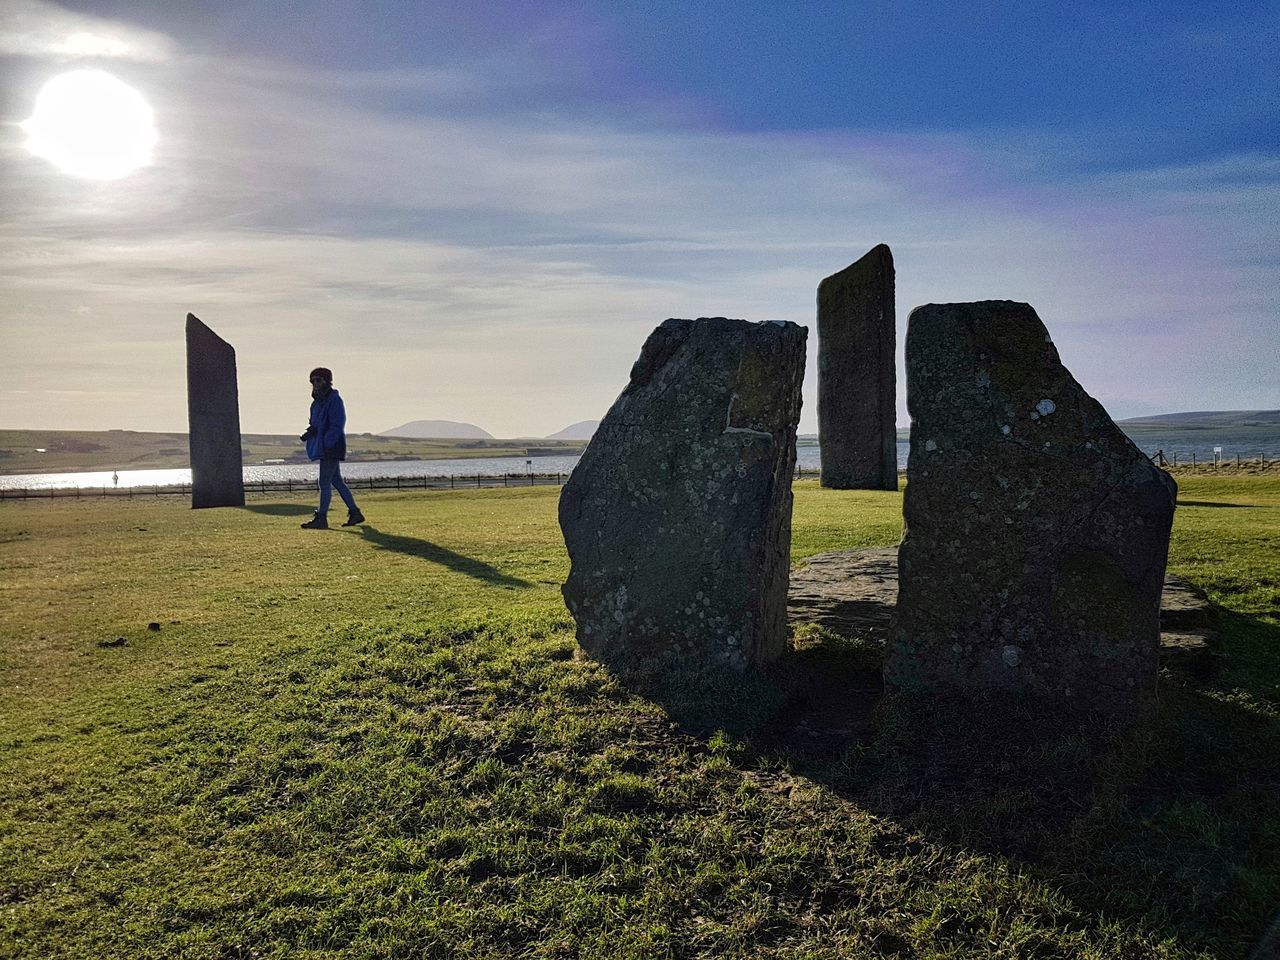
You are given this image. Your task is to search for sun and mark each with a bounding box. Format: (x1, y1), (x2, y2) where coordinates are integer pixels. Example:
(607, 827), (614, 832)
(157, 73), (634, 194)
(22, 70), (157, 180)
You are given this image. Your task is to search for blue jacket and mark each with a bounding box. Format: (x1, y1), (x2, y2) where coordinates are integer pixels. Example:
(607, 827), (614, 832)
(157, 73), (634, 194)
(305, 388), (348, 461)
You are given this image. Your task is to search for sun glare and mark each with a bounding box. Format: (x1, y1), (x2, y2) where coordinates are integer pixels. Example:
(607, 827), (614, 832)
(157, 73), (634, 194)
(22, 70), (158, 181)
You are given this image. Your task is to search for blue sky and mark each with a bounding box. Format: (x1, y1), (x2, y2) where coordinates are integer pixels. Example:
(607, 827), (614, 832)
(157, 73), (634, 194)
(1, 0), (1276, 436)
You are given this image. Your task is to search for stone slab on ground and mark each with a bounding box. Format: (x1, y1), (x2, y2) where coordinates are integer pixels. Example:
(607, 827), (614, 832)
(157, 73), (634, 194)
(788, 547), (1218, 678)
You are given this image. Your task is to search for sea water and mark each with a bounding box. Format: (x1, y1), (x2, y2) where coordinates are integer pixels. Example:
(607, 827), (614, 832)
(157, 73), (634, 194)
(2, 427), (1278, 491)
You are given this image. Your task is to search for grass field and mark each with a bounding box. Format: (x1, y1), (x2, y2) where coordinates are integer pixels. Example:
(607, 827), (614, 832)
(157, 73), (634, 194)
(1, 475), (1277, 958)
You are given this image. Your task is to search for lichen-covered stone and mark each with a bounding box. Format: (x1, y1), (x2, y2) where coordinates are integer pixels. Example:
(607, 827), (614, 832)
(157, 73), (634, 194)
(887, 301), (1176, 718)
(559, 317), (807, 670)
(186, 313), (244, 509)
(817, 244), (897, 490)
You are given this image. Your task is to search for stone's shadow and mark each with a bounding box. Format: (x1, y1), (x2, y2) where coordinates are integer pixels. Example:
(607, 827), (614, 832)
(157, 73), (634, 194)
(755, 630), (883, 756)
(242, 503), (315, 516)
(1178, 500), (1261, 509)
(572, 609), (1277, 952)
(357, 525), (532, 588)
(589, 628), (884, 752)
(595, 556), (1276, 952)
(588, 647), (791, 740)
(734, 614), (1280, 956)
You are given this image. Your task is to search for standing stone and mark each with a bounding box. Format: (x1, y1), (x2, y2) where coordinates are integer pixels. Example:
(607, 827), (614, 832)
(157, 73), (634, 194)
(560, 318), (807, 671)
(186, 313), (244, 509)
(887, 301), (1176, 719)
(817, 244), (897, 489)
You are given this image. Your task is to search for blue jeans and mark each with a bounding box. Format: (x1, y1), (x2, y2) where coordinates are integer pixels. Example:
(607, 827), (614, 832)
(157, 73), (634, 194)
(317, 459), (359, 516)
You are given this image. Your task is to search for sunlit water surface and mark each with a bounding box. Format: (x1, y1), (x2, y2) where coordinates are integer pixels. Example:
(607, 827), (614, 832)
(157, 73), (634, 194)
(3, 429), (1278, 491)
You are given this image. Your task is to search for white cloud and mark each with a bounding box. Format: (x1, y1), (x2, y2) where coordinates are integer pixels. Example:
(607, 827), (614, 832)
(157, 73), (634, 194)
(1, 46), (1276, 437)
(0, 0), (175, 62)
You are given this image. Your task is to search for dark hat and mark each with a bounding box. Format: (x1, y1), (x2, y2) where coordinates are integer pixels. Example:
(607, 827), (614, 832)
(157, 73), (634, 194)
(309, 367), (333, 383)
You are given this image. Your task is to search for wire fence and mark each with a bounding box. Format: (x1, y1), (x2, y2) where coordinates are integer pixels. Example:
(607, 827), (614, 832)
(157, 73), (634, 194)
(1148, 449), (1273, 470)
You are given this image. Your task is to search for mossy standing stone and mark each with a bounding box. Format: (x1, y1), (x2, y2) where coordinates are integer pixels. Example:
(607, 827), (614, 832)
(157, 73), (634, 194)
(887, 301), (1176, 719)
(817, 243), (897, 490)
(559, 317), (806, 671)
(186, 313), (244, 509)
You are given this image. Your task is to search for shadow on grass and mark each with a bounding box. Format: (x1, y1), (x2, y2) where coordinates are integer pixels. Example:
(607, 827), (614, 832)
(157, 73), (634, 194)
(356, 525), (532, 588)
(767, 616), (1280, 958)
(604, 612), (1280, 956)
(1178, 500), (1261, 509)
(241, 503), (315, 517)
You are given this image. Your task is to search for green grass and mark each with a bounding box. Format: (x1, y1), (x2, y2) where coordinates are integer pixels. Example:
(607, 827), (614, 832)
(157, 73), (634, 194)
(1, 476), (1277, 958)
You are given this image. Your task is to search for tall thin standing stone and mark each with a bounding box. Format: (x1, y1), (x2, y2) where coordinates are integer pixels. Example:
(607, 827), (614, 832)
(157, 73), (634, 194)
(887, 301), (1177, 720)
(186, 313), (244, 509)
(559, 318), (807, 671)
(817, 244), (897, 490)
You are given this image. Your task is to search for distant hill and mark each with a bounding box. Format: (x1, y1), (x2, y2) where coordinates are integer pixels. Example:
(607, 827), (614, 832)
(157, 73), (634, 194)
(1117, 410), (1280, 429)
(546, 420), (599, 441)
(379, 420), (494, 439)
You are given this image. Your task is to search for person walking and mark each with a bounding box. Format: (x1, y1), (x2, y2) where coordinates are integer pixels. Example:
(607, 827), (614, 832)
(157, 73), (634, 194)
(299, 367), (365, 529)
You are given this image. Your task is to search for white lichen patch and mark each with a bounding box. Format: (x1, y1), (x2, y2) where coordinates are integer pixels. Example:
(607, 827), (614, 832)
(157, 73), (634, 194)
(925, 439), (938, 452)
(1001, 424), (1011, 435)
(1036, 399), (1056, 417)
(1002, 645), (1023, 667)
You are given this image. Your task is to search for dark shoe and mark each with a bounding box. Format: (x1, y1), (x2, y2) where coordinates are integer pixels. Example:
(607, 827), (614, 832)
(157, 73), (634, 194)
(341, 510), (366, 527)
(300, 513), (328, 529)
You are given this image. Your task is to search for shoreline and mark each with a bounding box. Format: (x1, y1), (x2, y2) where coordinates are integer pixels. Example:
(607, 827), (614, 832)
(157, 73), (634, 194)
(2, 459), (1275, 501)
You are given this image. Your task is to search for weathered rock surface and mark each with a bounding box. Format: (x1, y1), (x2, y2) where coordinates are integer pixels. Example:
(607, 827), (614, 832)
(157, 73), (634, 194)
(186, 313), (244, 509)
(560, 317), (807, 670)
(887, 301), (1178, 717)
(817, 244), (897, 490)
(788, 548), (899, 639)
(788, 548), (1216, 678)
